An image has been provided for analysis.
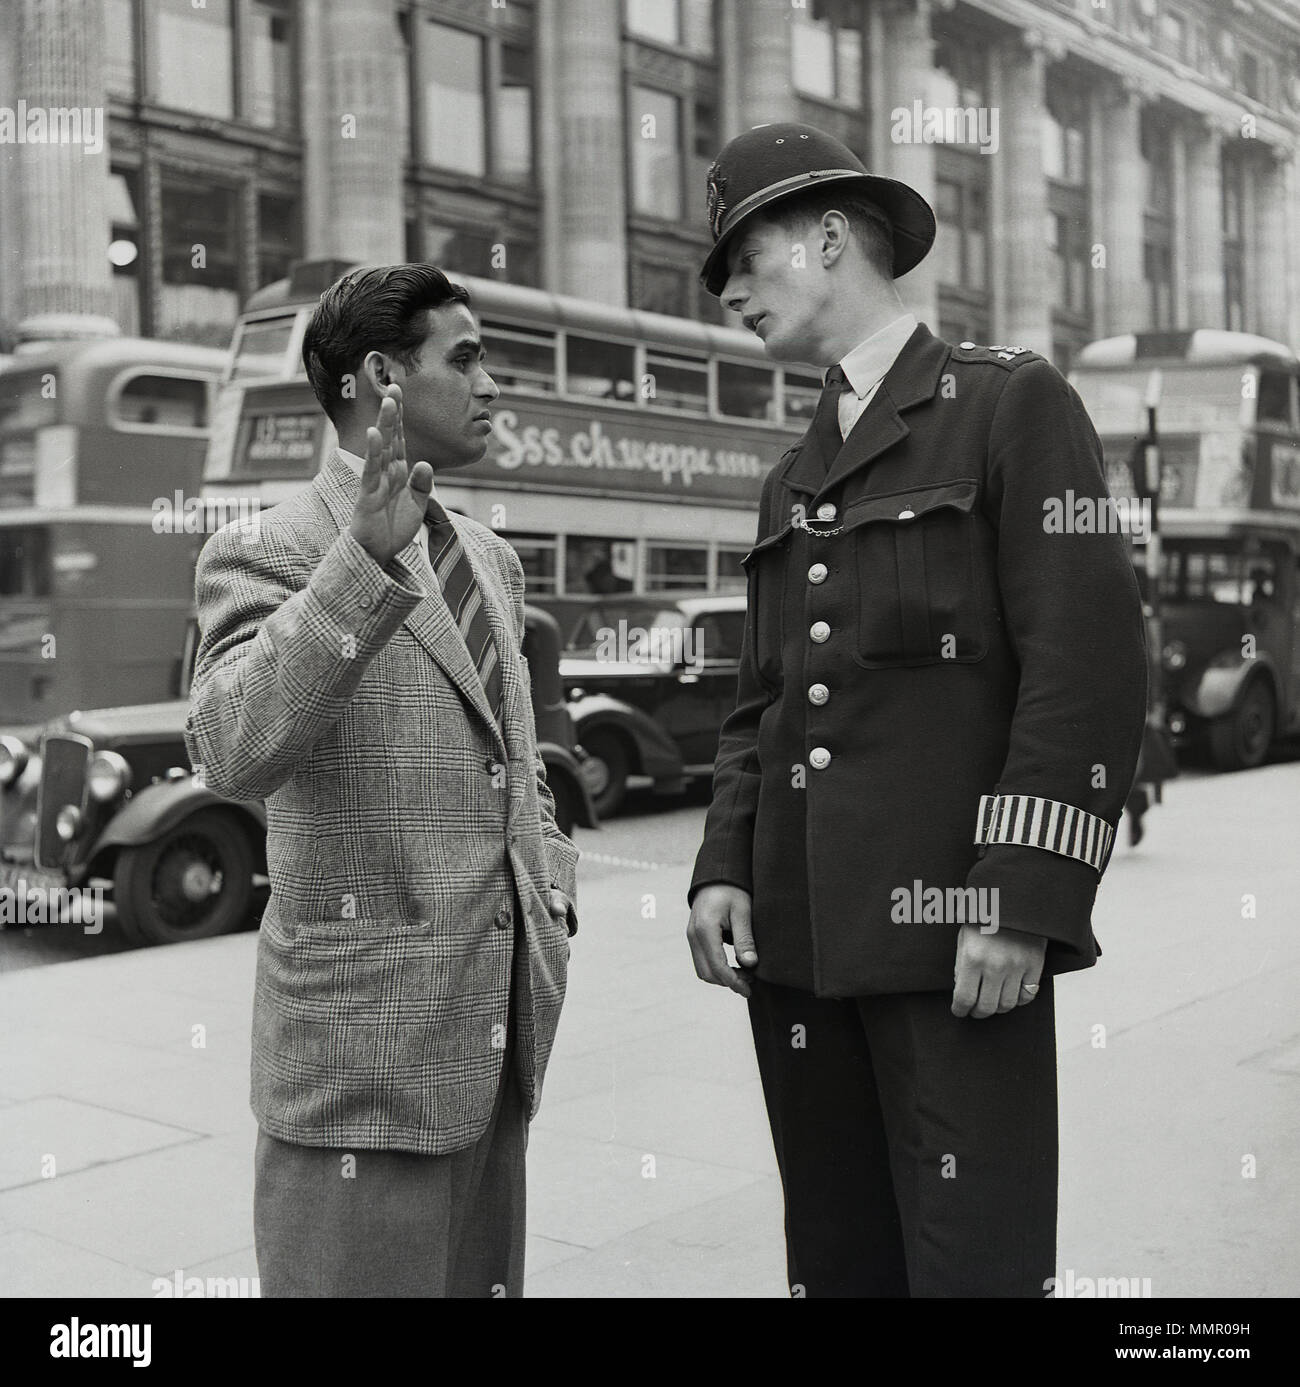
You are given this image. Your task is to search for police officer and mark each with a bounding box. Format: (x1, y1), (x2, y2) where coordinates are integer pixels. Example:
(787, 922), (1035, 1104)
(686, 124), (1148, 1298)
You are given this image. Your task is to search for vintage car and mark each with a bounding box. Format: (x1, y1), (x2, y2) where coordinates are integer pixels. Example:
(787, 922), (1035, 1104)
(533, 592), (746, 818)
(0, 606), (596, 945)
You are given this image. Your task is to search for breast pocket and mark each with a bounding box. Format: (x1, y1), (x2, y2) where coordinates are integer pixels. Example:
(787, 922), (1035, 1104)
(848, 479), (987, 667)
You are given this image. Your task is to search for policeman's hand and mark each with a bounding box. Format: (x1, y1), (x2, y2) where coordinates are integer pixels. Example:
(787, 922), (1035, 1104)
(349, 384), (434, 567)
(951, 924), (1046, 1019)
(687, 885), (757, 997)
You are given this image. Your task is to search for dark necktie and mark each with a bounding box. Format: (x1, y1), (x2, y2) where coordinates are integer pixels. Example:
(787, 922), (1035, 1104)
(812, 363), (850, 465)
(423, 499), (504, 729)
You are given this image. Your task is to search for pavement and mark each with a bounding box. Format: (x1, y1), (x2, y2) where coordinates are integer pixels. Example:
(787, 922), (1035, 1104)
(1, 760), (1297, 1299)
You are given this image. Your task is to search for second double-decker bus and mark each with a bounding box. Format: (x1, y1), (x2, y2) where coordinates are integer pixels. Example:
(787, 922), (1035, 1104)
(0, 336), (227, 725)
(1070, 329), (1300, 770)
(203, 258), (819, 599)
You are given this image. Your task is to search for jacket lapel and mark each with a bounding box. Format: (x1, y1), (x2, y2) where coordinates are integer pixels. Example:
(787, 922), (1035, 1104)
(314, 453), (508, 754)
(773, 325), (952, 504)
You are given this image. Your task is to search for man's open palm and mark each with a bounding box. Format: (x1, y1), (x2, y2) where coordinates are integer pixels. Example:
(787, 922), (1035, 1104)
(349, 384), (434, 566)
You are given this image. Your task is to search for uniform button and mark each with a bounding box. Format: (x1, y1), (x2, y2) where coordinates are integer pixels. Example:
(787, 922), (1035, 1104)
(810, 621), (830, 643)
(809, 746), (831, 769)
(816, 503), (837, 521)
(897, 508), (915, 520)
(808, 683), (829, 705)
(494, 907), (512, 930)
(807, 562), (828, 584)
(959, 340), (976, 349)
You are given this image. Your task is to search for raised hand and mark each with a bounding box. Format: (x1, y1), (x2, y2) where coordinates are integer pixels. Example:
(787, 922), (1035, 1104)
(348, 384), (435, 567)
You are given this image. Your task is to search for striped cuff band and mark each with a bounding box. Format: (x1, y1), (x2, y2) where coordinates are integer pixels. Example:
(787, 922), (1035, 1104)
(974, 794), (1115, 873)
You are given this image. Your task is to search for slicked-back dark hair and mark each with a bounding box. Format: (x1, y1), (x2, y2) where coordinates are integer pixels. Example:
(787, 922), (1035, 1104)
(763, 190), (896, 280)
(301, 263), (472, 423)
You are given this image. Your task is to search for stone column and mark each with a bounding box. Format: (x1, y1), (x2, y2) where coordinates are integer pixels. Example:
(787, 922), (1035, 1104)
(877, 0), (938, 325)
(550, 0), (627, 304)
(1097, 78), (1146, 336)
(12, 0), (117, 331)
(1252, 146), (1290, 345)
(994, 30), (1052, 357)
(733, 0), (798, 132)
(1183, 116), (1224, 329)
(300, 0), (403, 264)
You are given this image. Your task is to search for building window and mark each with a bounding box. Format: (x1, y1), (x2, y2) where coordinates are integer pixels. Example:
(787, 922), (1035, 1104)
(1159, 9), (1188, 63)
(258, 193), (300, 288)
(108, 169), (143, 337)
(1043, 85), (1088, 187)
(247, 0), (296, 130)
(934, 174), (986, 293)
(1222, 150), (1246, 331)
(106, 0), (137, 98)
(159, 177), (240, 344)
(625, 0), (679, 47)
(932, 30), (989, 110)
(791, 2), (863, 106)
(419, 218), (539, 287)
(150, 0), (235, 119)
(1046, 211), (1090, 317)
(1144, 241), (1174, 329)
(423, 21), (486, 175)
(497, 45), (534, 185)
(631, 259), (691, 318)
(630, 86), (684, 219)
(1141, 109), (1174, 329)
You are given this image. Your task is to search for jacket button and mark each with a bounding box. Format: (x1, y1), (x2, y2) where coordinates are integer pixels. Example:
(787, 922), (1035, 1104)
(359, 595), (372, 609)
(897, 508), (915, 520)
(810, 621), (830, 643)
(495, 907), (512, 930)
(808, 683), (829, 705)
(809, 746), (831, 769)
(807, 562), (827, 583)
(816, 502), (837, 521)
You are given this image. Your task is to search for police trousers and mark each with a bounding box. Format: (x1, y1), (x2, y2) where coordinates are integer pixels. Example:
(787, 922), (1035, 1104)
(747, 975), (1058, 1298)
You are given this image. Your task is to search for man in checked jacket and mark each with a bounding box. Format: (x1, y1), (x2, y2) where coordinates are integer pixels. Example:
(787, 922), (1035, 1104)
(185, 264), (577, 1297)
(686, 125), (1148, 1297)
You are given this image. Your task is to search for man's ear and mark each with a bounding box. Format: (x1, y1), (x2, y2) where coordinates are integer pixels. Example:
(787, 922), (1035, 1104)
(360, 350), (391, 394)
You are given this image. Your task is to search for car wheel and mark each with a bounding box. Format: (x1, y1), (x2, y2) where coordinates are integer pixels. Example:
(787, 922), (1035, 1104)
(548, 771), (578, 838)
(1208, 678), (1275, 771)
(115, 808), (255, 945)
(580, 729), (629, 819)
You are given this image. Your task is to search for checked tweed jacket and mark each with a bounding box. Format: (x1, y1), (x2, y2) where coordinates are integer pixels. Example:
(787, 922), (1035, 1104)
(184, 452), (578, 1155)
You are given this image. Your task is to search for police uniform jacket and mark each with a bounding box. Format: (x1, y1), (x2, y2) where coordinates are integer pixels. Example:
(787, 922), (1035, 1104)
(689, 324), (1148, 997)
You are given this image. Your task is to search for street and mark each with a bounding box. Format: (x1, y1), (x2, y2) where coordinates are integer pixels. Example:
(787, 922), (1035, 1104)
(1, 755), (1298, 1297)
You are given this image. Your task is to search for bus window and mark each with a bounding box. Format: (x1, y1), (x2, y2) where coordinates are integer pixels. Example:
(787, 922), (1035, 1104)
(0, 370), (60, 433)
(480, 321), (556, 393)
(112, 373), (210, 431)
(646, 542), (708, 589)
(1162, 545), (1275, 606)
(231, 314), (297, 381)
(717, 359), (775, 420)
(782, 368), (821, 426)
(1256, 370), (1297, 429)
(501, 531), (559, 593)
(564, 335), (636, 402)
(0, 526), (50, 597)
(644, 349), (708, 413)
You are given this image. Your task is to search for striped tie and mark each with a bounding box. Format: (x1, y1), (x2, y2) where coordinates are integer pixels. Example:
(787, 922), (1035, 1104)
(424, 500), (504, 729)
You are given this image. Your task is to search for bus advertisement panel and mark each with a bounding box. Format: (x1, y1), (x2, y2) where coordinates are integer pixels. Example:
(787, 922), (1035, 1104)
(1070, 330), (1300, 769)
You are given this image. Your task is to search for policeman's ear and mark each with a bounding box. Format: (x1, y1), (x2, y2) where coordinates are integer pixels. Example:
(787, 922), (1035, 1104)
(820, 211), (850, 268)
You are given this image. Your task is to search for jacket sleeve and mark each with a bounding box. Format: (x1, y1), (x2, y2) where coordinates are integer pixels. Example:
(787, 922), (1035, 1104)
(184, 518), (424, 802)
(687, 466), (782, 905)
(500, 541), (579, 933)
(964, 358), (1149, 957)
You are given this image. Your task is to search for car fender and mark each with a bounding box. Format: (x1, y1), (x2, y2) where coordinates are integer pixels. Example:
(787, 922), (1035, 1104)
(87, 780), (266, 864)
(566, 694), (684, 782)
(1185, 652), (1281, 721)
(538, 741), (600, 829)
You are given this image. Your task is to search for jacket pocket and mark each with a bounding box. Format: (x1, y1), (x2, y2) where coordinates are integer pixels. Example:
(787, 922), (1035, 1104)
(847, 479), (986, 667)
(741, 520), (794, 690)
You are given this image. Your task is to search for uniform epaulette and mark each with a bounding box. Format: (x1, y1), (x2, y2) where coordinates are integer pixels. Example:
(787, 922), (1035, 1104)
(950, 341), (1045, 369)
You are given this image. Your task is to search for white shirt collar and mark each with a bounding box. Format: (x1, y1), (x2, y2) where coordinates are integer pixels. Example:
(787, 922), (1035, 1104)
(833, 313), (918, 397)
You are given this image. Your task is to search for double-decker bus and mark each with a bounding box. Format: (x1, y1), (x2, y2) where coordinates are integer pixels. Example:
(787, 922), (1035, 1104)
(0, 337), (226, 724)
(203, 259), (817, 597)
(1070, 329), (1300, 769)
